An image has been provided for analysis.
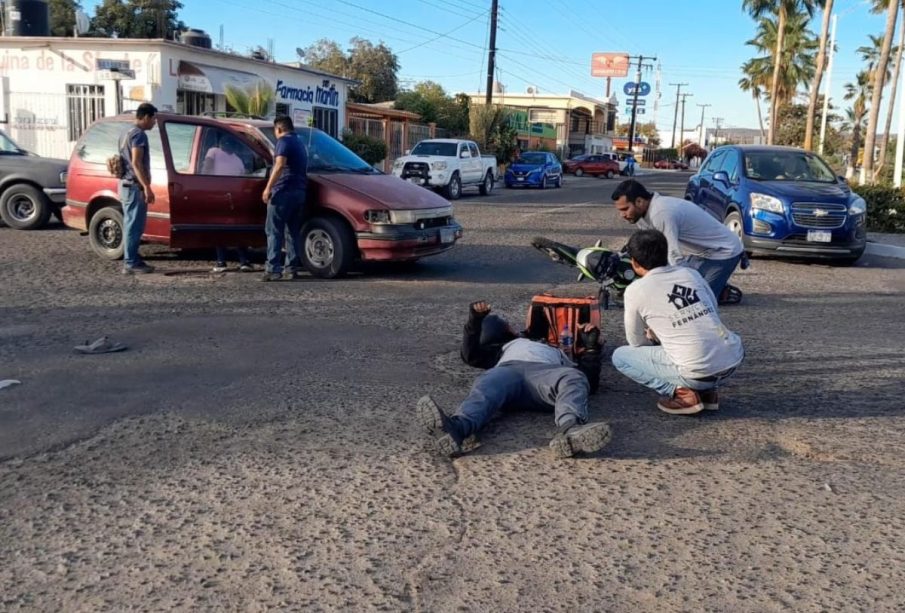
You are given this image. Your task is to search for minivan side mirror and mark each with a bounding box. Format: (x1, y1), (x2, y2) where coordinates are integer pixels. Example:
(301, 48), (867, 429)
(712, 170), (730, 185)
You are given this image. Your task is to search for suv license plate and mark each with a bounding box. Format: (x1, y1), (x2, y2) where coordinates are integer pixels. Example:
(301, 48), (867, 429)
(440, 228), (455, 243)
(807, 230), (832, 243)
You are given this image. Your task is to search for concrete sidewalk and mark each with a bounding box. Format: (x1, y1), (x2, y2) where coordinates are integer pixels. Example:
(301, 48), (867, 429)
(867, 232), (905, 259)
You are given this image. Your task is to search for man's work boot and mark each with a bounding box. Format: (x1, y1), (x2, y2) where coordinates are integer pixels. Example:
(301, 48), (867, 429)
(549, 418), (612, 459)
(657, 387), (704, 415)
(700, 388), (719, 411)
(416, 395), (465, 457)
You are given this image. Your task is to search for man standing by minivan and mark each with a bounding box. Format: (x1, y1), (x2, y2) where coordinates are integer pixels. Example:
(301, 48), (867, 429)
(261, 115), (308, 282)
(120, 102), (157, 275)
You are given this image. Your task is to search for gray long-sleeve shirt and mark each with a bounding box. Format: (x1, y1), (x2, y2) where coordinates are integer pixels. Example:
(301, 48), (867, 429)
(636, 193), (743, 265)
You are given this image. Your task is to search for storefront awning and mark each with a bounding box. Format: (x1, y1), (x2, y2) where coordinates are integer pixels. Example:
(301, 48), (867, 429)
(177, 61), (265, 94)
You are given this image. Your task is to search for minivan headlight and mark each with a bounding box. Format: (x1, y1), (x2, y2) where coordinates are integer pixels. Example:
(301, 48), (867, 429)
(750, 192), (784, 213)
(364, 209), (391, 224)
(849, 197), (866, 215)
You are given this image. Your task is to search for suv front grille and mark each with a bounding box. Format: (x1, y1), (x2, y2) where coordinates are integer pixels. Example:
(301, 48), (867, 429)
(790, 202), (847, 229)
(402, 162), (429, 179)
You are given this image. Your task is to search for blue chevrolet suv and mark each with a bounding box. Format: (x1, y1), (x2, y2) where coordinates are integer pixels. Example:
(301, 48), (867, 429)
(504, 152), (563, 189)
(685, 145), (866, 264)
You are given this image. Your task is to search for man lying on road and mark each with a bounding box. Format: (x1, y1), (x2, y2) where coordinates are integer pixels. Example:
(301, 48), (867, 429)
(611, 229), (745, 415)
(611, 179), (746, 304)
(417, 301), (611, 459)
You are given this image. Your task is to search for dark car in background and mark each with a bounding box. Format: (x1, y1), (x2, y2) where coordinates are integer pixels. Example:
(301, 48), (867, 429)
(685, 145), (866, 264)
(0, 129), (69, 230)
(654, 158), (689, 170)
(562, 154), (620, 178)
(504, 152), (563, 189)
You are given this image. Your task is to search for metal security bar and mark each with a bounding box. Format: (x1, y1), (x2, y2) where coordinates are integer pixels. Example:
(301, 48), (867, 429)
(66, 84), (105, 142)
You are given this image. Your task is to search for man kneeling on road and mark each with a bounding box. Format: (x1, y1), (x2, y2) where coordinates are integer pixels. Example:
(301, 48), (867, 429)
(612, 179), (746, 304)
(417, 302), (611, 459)
(612, 229), (744, 415)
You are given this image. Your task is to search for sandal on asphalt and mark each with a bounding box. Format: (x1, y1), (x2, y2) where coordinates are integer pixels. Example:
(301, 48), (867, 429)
(74, 336), (127, 354)
(549, 421), (612, 459)
(718, 284), (743, 305)
(416, 395), (465, 457)
(0, 379), (21, 391)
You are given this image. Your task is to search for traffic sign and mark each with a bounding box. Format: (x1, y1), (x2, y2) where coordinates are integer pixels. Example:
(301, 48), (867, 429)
(626, 99), (647, 107)
(623, 81), (651, 97)
(625, 107), (646, 115)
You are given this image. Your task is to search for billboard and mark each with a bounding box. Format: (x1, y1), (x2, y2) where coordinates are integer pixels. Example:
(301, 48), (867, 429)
(591, 53), (630, 78)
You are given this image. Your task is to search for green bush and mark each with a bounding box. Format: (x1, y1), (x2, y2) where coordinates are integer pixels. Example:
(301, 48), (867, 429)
(856, 184), (905, 233)
(341, 130), (388, 166)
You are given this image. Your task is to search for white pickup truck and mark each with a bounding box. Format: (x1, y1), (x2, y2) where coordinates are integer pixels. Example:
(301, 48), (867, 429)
(392, 139), (499, 200)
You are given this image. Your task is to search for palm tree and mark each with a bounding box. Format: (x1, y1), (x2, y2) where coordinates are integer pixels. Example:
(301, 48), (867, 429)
(844, 71), (872, 178)
(224, 81), (274, 118)
(739, 60), (768, 140)
(861, 0), (899, 183)
(742, 0), (824, 145)
(857, 34), (896, 84)
(876, 5), (905, 180)
(804, 0), (834, 151)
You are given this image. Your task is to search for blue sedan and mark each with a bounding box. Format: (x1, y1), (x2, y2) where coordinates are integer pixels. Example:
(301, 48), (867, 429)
(504, 152), (563, 189)
(684, 145), (866, 264)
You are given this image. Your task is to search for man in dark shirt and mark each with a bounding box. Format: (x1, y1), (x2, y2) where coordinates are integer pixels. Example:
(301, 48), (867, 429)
(261, 115), (308, 281)
(120, 103), (157, 274)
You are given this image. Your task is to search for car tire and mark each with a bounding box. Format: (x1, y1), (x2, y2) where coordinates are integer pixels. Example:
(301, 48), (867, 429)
(443, 173), (462, 200)
(302, 216), (356, 279)
(88, 206), (126, 260)
(575, 168), (584, 177)
(555, 174), (563, 188)
(724, 210), (744, 241)
(606, 170), (615, 179)
(540, 175), (547, 189)
(0, 184), (52, 230)
(478, 171), (494, 195)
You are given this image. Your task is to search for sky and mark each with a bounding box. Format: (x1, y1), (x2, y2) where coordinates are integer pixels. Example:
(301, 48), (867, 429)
(85, 0), (893, 134)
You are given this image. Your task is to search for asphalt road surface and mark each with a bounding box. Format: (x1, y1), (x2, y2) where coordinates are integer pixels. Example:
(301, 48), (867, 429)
(2, 170), (904, 611)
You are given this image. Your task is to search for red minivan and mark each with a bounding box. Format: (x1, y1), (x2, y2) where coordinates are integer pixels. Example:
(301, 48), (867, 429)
(63, 114), (462, 277)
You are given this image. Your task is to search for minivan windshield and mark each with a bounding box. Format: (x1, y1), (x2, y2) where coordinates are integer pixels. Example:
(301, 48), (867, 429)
(743, 150), (837, 183)
(259, 127), (377, 173)
(0, 130), (25, 155)
(410, 141), (458, 156)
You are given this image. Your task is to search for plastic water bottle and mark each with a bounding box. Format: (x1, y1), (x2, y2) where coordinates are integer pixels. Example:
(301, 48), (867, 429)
(559, 324), (574, 359)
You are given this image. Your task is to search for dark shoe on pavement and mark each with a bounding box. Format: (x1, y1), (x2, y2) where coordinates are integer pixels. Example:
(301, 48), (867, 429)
(416, 395), (465, 457)
(122, 263), (155, 275)
(700, 389), (719, 411)
(260, 272), (283, 282)
(657, 387), (704, 415)
(549, 420), (612, 459)
(239, 263), (254, 273)
(289, 271), (304, 280)
(212, 262), (228, 273)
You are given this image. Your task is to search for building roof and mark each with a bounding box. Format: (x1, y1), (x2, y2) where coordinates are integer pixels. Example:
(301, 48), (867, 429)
(0, 36), (357, 84)
(347, 102), (421, 121)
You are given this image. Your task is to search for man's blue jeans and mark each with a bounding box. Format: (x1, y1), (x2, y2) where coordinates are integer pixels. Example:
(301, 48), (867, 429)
(119, 183), (147, 268)
(265, 189), (305, 273)
(612, 345), (736, 398)
(454, 361), (590, 438)
(685, 253), (741, 298)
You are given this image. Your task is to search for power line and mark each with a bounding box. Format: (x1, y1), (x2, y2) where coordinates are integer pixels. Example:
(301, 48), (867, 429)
(398, 8), (489, 54)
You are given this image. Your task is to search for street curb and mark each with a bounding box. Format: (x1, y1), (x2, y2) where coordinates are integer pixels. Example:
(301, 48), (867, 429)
(865, 241), (905, 260)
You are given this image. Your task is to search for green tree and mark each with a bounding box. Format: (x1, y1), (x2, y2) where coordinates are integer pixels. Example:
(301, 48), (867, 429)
(744, 12), (818, 109)
(742, 0), (824, 144)
(394, 81), (470, 134)
(616, 121), (660, 146)
(861, 0), (899, 183)
(876, 7), (905, 179)
(304, 37), (399, 103)
(843, 71), (872, 177)
(91, 0), (185, 39)
(774, 100), (842, 149)
(224, 81), (274, 118)
(49, 0), (82, 36)
(804, 0), (833, 151)
(739, 59), (768, 140)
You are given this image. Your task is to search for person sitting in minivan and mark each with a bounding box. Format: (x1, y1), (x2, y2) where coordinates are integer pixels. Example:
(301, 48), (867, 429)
(203, 136), (253, 273)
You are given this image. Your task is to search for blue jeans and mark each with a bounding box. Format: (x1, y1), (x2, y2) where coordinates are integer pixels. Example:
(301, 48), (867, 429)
(685, 253), (741, 298)
(454, 361), (589, 438)
(265, 189), (305, 273)
(612, 345), (737, 398)
(119, 183), (147, 268)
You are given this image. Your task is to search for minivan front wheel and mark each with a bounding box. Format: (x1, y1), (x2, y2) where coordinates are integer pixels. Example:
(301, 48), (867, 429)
(89, 206), (125, 260)
(302, 216), (355, 278)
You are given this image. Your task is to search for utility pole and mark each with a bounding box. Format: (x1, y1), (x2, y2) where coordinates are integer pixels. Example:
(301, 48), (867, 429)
(626, 54), (657, 153)
(819, 14), (838, 155)
(697, 103), (711, 147)
(485, 0), (499, 105)
(678, 92), (693, 157)
(669, 82), (688, 149)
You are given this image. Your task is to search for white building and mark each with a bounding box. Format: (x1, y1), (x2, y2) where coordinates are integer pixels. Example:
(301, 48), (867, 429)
(0, 37), (355, 159)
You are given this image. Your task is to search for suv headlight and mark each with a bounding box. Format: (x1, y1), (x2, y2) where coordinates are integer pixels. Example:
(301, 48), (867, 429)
(750, 192), (784, 214)
(848, 197), (866, 215)
(392, 159), (404, 170)
(364, 209), (391, 224)
(431, 161), (447, 170)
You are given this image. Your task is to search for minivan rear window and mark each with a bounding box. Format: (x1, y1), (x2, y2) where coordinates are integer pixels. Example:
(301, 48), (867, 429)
(77, 120), (166, 174)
